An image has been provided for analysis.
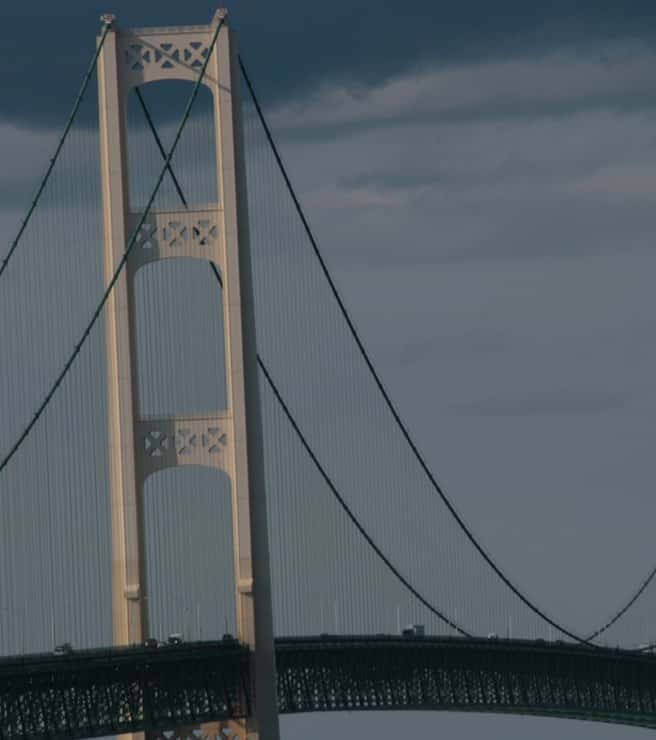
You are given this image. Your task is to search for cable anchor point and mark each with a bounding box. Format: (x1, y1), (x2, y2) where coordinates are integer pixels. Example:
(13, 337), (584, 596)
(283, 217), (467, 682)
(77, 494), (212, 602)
(213, 8), (229, 23)
(100, 14), (116, 26)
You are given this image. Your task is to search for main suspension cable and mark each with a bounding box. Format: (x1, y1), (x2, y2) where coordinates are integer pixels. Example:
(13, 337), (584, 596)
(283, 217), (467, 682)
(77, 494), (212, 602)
(0, 16), (226, 476)
(238, 56), (600, 646)
(238, 58), (656, 645)
(0, 20), (112, 281)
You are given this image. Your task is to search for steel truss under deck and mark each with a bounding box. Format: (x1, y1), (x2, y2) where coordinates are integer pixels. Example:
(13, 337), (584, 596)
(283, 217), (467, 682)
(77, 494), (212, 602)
(2, 637), (656, 738)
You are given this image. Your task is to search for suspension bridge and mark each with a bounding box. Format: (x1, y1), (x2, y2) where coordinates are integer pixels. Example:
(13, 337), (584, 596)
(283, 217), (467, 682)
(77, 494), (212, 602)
(1, 10), (656, 740)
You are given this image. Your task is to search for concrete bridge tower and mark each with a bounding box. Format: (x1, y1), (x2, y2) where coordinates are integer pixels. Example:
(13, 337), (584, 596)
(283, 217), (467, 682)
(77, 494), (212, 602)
(97, 9), (279, 740)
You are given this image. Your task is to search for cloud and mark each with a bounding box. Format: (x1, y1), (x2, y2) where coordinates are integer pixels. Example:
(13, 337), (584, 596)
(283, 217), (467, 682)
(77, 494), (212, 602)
(252, 42), (656, 272)
(377, 329), (513, 368)
(270, 41), (656, 133)
(445, 385), (634, 417)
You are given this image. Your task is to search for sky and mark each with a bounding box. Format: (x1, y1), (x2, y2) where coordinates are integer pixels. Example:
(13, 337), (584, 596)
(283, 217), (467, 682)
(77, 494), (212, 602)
(3, 1), (656, 738)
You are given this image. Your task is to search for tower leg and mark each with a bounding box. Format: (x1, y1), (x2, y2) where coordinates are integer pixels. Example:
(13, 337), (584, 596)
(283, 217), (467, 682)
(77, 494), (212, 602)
(98, 10), (279, 740)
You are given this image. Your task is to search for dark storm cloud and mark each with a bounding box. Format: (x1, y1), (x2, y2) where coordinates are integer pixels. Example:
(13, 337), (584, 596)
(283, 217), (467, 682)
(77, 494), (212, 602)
(3, 0), (656, 126)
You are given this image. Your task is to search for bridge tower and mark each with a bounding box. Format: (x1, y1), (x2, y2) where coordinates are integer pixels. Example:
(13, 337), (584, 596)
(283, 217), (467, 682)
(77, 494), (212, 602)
(97, 10), (279, 740)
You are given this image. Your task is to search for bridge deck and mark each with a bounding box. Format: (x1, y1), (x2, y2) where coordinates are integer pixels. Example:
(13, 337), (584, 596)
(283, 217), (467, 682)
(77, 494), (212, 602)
(1, 636), (655, 738)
